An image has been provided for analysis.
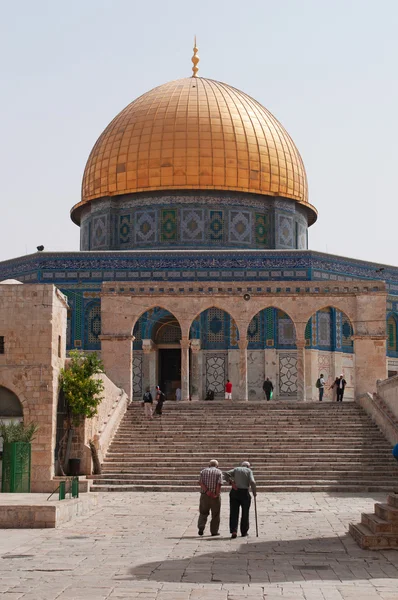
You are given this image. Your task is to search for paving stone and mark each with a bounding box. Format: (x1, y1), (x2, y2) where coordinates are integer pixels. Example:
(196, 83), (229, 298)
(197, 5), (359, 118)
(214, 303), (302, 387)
(0, 492), (398, 599)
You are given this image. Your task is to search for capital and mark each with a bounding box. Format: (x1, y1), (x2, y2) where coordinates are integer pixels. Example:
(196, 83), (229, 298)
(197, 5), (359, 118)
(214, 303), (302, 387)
(142, 339), (155, 354)
(190, 339), (201, 353)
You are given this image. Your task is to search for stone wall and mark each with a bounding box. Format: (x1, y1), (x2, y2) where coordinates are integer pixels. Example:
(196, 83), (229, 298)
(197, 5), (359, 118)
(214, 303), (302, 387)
(375, 375), (398, 422)
(82, 373), (129, 473)
(0, 284), (68, 492)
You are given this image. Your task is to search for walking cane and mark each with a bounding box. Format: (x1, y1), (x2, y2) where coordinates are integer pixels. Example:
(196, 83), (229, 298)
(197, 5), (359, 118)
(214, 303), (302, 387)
(254, 495), (259, 537)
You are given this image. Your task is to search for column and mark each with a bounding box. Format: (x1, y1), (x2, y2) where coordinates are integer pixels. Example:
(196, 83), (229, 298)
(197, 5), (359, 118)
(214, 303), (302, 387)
(100, 334), (133, 399)
(142, 339), (156, 395)
(353, 334), (387, 397)
(190, 339), (201, 401)
(180, 338), (190, 401)
(238, 337), (248, 401)
(296, 339), (306, 402)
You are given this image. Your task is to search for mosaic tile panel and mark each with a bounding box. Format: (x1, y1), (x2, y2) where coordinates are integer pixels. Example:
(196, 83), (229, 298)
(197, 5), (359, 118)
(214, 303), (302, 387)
(298, 223), (307, 249)
(119, 214), (131, 245)
(229, 210), (251, 243)
(318, 310), (332, 348)
(341, 314), (353, 351)
(161, 209), (177, 242)
(305, 319), (311, 347)
(279, 353), (297, 396)
(388, 315), (397, 352)
(255, 213), (268, 246)
(266, 307), (274, 347)
(277, 310), (296, 347)
(209, 210), (224, 242)
(181, 208), (205, 242)
(133, 352), (142, 398)
(91, 215), (108, 249)
(85, 302), (101, 349)
(205, 353), (226, 395)
(277, 214), (294, 248)
(248, 314), (261, 346)
(135, 210), (156, 244)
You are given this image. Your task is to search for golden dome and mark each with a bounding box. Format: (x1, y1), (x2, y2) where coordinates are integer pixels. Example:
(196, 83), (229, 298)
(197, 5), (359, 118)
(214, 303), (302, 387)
(72, 77), (316, 224)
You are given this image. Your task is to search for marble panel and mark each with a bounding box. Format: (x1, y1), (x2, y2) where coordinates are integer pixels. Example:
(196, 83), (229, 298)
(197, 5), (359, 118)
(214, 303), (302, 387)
(248, 350), (265, 400)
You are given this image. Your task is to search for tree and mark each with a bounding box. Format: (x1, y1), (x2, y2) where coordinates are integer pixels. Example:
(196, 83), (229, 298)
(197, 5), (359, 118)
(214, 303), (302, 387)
(58, 351), (104, 475)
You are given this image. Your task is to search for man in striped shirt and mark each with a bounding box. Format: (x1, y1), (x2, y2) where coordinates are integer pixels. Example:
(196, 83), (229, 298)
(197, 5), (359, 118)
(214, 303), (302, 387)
(198, 459), (223, 536)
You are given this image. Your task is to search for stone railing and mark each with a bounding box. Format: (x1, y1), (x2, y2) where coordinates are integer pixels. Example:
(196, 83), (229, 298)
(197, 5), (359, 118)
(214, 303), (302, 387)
(82, 373), (129, 474)
(374, 375), (398, 421)
(356, 392), (398, 446)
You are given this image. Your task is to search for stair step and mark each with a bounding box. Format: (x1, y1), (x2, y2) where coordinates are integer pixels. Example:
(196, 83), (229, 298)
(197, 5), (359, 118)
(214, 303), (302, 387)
(349, 522), (398, 549)
(94, 402), (395, 494)
(360, 513), (396, 534)
(375, 503), (398, 523)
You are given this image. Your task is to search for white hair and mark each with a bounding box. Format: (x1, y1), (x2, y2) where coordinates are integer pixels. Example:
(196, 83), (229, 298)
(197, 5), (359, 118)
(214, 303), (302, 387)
(241, 461), (251, 468)
(209, 459), (219, 467)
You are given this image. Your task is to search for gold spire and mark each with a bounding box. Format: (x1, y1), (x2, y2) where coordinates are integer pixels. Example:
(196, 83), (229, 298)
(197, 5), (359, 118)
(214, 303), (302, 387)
(191, 36), (199, 77)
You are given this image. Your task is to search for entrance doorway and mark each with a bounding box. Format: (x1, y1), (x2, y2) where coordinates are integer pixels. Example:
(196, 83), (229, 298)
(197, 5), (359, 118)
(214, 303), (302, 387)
(159, 349), (181, 399)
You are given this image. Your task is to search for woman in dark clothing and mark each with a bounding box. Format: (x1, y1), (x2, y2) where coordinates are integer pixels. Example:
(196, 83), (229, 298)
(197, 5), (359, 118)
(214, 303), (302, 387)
(154, 385), (166, 415)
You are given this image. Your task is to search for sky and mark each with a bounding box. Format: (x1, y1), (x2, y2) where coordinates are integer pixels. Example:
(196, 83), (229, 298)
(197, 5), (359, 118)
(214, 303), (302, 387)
(0, 0), (397, 265)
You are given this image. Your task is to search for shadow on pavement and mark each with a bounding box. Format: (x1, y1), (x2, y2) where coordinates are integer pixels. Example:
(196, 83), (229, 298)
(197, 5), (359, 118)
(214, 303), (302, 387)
(129, 534), (398, 584)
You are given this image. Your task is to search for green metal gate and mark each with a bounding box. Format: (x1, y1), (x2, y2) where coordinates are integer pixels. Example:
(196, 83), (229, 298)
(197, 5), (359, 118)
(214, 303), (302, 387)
(1, 442), (31, 492)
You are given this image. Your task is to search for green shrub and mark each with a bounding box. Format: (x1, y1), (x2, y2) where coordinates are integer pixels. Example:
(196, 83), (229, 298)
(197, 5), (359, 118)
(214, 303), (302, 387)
(0, 421), (38, 444)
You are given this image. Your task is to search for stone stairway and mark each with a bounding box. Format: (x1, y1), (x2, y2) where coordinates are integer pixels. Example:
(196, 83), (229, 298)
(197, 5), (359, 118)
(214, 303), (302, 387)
(349, 493), (398, 549)
(90, 402), (398, 492)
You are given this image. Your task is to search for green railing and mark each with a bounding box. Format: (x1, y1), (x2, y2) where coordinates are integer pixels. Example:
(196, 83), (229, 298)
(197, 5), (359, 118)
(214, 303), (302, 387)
(1, 442), (31, 493)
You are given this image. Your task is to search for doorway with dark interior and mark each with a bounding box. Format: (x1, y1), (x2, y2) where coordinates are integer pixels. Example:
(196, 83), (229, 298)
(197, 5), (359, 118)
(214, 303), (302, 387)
(159, 349), (181, 399)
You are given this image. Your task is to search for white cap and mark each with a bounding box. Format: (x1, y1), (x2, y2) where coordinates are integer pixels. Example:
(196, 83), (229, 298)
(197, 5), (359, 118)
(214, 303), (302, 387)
(241, 461), (251, 468)
(340, 373), (344, 377)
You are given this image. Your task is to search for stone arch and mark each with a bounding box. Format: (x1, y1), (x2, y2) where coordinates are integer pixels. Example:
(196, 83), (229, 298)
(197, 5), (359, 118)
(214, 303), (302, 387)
(188, 307), (240, 400)
(132, 307), (182, 401)
(246, 307), (297, 350)
(304, 306), (354, 353)
(304, 306), (355, 402)
(0, 385), (23, 418)
(133, 307), (182, 349)
(298, 300), (357, 339)
(245, 307), (297, 401)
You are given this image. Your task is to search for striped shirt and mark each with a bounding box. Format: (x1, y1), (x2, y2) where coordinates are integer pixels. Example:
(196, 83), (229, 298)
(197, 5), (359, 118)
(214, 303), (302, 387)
(199, 466), (223, 494)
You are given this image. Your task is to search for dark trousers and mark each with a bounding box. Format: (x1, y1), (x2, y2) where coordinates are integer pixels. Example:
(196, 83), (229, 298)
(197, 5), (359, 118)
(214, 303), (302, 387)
(319, 387), (324, 401)
(264, 391), (271, 400)
(198, 493), (221, 535)
(229, 488), (251, 535)
(336, 388), (344, 402)
(154, 400), (164, 415)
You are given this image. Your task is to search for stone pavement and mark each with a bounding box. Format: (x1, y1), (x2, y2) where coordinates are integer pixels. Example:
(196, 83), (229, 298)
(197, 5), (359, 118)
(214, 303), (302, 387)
(1, 492), (398, 600)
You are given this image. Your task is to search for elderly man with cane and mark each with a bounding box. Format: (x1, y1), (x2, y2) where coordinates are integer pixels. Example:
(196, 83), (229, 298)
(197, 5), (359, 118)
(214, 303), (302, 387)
(224, 461), (257, 539)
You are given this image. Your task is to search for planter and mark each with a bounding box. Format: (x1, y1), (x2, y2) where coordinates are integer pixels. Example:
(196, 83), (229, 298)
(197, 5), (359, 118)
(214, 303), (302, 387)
(68, 458), (81, 476)
(1, 442), (31, 493)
